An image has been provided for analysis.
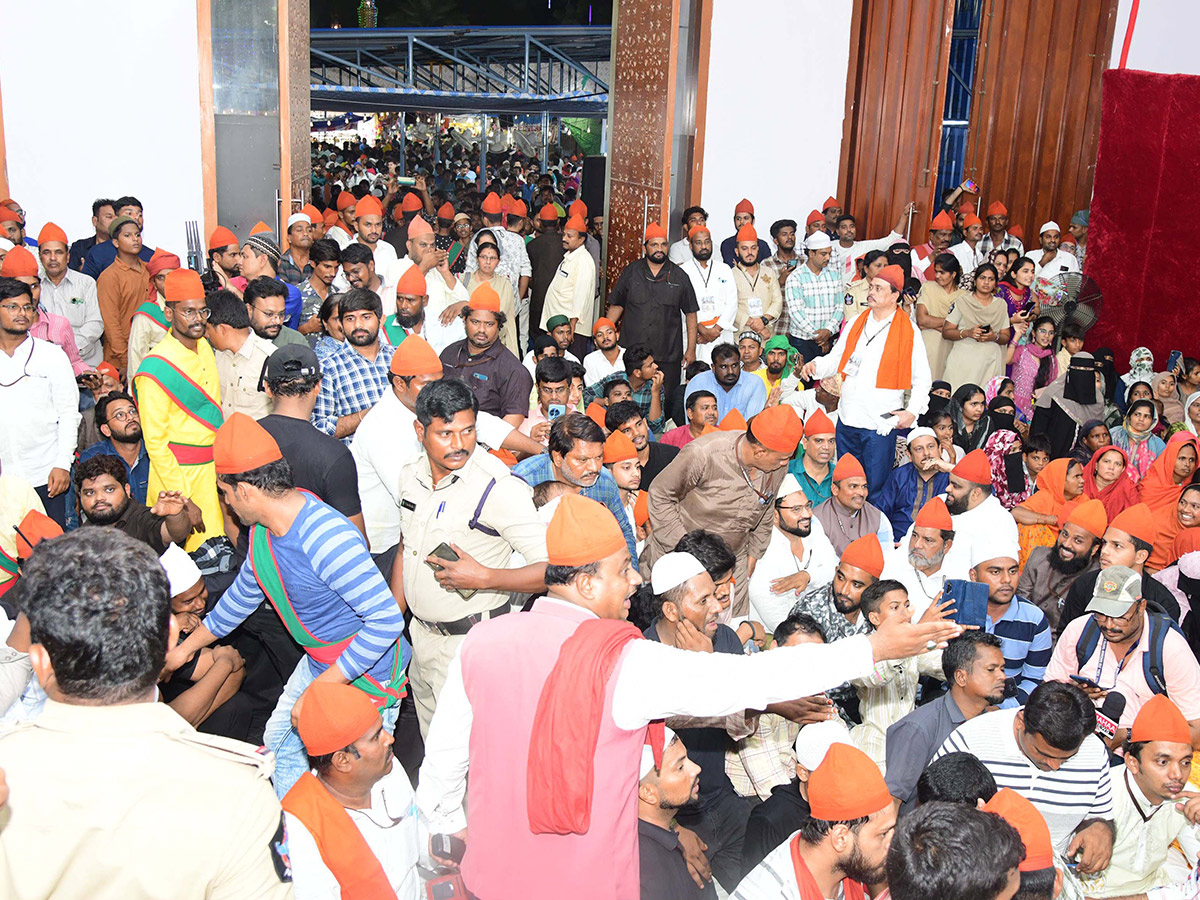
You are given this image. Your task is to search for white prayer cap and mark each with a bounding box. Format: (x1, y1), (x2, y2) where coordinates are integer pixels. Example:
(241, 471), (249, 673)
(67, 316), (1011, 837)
(651, 552), (707, 595)
(159, 544), (203, 599)
(640, 726), (677, 779)
(970, 534), (1020, 569)
(0, 237), (12, 252)
(794, 719), (853, 770)
(906, 427), (937, 446)
(803, 232), (832, 251)
(287, 213), (311, 230)
(1039, 221), (1061, 235)
(777, 473), (804, 499)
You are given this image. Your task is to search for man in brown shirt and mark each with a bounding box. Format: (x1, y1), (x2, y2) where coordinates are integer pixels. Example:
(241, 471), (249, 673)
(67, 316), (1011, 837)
(645, 405), (803, 615)
(95, 215), (150, 373)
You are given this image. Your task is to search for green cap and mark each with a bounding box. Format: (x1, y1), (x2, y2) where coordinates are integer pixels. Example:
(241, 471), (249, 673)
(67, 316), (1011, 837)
(109, 215), (139, 238)
(546, 315), (570, 330)
(1085, 565), (1142, 617)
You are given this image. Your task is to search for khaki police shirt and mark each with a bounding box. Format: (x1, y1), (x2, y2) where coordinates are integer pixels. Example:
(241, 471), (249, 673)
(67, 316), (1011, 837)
(0, 699), (293, 900)
(215, 331), (277, 420)
(398, 446), (547, 622)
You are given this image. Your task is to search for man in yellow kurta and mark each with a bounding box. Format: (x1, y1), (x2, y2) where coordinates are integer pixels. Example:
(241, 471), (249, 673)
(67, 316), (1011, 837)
(133, 269), (224, 551)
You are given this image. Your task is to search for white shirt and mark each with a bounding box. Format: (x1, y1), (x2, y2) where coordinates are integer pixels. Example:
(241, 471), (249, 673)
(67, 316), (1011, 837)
(950, 240), (987, 279)
(333, 238), (400, 296)
(810, 308), (931, 430)
(830, 231), (903, 287)
(680, 256), (738, 363)
(668, 238), (693, 265)
(328, 226), (353, 250)
(285, 765), (424, 900)
(388, 258), (468, 350)
(1032, 248), (1081, 281)
(351, 390), (513, 552)
(539, 245), (597, 330)
(880, 554), (969, 621)
(39, 269), (103, 365)
(0, 336), (81, 487)
(782, 387), (841, 427)
(415, 598), (877, 834)
(748, 518), (839, 632)
(732, 830), (811, 899)
(582, 347), (625, 387)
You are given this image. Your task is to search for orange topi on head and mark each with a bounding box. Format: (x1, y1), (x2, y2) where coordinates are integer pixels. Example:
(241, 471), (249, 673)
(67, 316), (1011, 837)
(952, 449), (992, 486)
(1010, 224), (1024, 241)
(808, 743), (891, 821)
(804, 408), (836, 438)
(214, 411), (284, 475)
(37, 222), (68, 247)
(302, 203), (322, 225)
(634, 491), (650, 527)
(749, 405), (803, 454)
(395, 265), (428, 297)
(805, 210), (824, 227)
(1060, 233), (1077, 246)
(469, 282), (501, 313)
(734, 198), (754, 215)
(983, 788), (1054, 872)
(164, 269), (204, 304)
(95, 362), (120, 382)
(644, 222), (667, 242)
(296, 682), (380, 756)
(209, 225), (238, 249)
(15, 510), (63, 559)
(1065, 497), (1108, 540)
(323, 209), (340, 227)
(569, 199), (588, 219)
(962, 213), (983, 229)
(500, 195), (514, 214)
(688, 223), (710, 240)
(604, 430), (638, 464)
(841, 534), (885, 579)
(1109, 502), (1156, 545)
(336, 192), (356, 211)
(736, 224), (758, 244)
(407, 216), (433, 238)
(539, 203), (560, 223)
(914, 497), (953, 531)
(832, 454), (866, 482)
(0, 246), (38, 278)
(875, 264), (905, 293)
(0, 208), (20, 224)
(249, 221), (272, 236)
(511, 199), (527, 217)
(355, 195), (383, 218)
(565, 214), (587, 233)
(1131, 693), (1192, 745)
(719, 409), (747, 432)
(958, 202), (976, 214)
(546, 493), (627, 566)
(822, 196), (840, 212)
(930, 210), (955, 230)
(437, 201), (455, 219)
(389, 334), (442, 377)
(987, 200), (1008, 217)
(401, 192), (424, 213)
(585, 401), (608, 429)
(593, 317), (615, 335)
(147, 248), (181, 278)
(481, 192), (503, 215)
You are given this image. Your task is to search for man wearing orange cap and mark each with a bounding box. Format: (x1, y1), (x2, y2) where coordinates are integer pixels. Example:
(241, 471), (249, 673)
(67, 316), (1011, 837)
(582, 316), (624, 386)
(2, 246), (90, 377)
(949, 211), (988, 286)
(38, 222), (103, 367)
(302, 202), (325, 239)
(786, 407), (839, 506)
(440, 283), (532, 426)
(730, 223), (783, 341)
(204, 224), (242, 297)
(416, 493), (963, 900)
(126, 247), (181, 376)
(813, 454), (894, 556)
(166, 412), (410, 798)
(882, 495), (967, 620)
(679, 223), (738, 361)
(1017, 497), (1105, 631)
(669, 204), (708, 265)
(466, 191), (531, 311)
(67, 198), (116, 273)
(983, 789), (1062, 899)
(719, 198), (771, 268)
(938, 448), (1021, 575)
(979, 200), (1025, 257)
(328, 189), (357, 250)
(95, 215), (151, 371)
(539, 212), (596, 334)
(603, 429), (643, 534)
(384, 262), (460, 353)
(340, 193), (399, 290)
(910, 210), (957, 284)
(0, 467), (46, 599)
(382, 186), (431, 257)
(647, 405), (803, 615)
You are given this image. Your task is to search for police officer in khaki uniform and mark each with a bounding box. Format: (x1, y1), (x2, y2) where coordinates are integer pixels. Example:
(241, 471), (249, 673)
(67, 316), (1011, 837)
(0, 528), (293, 900)
(392, 378), (548, 736)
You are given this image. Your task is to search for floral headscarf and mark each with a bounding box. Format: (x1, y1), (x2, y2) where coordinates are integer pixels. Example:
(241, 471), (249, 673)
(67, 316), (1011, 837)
(984, 376), (1012, 404)
(1122, 346), (1155, 388)
(985, 429), (1032, 509)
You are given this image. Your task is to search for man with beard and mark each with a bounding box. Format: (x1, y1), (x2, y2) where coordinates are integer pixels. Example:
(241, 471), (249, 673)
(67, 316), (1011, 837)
(680, 224), (737, 364)
(391, 217), (470, 339)
(874, 428), (950, 542)
(882, 497), (965, 620)
(328, 190), (357, 250)
(312, 287), (395, 445)
(762, 220), (802, 336)
(1032, 221), (1080, 282)
(239, 234), (303, 332)
(730, 225), (782, 342)
(752, 336), (793, 396)
(719, 198), (772, 268)
(733, 744), (897, 900)
(660, 389), (718, 449)
(383, 264), (464, 354)
(684, 343), (767, 422)
(978, 200), (1024, 257)
(828, 206), (911, 288)
(540, 214), (596, 334)
(75, 454), (192, 553)
(606, 399), (679, 489)
(910, 210), (956, 283)
(583, 316), (625, 386)
(76, 391), (150, 504)
(884, 631), (1007, 814)
(813, 455), (894, 557)
(1018, 498), (1105, 631)
(333, 195), (398, 293)
(788, 408), (837, 506)
(748, 473), (839, 632)
(439, 284), (531, 427)
(279, 212), (314, 285)
(243, 276), (307, 350)
(939, 449), (1021, 576)
(203, 225), (243, 297)
(338, 243), (394, 316)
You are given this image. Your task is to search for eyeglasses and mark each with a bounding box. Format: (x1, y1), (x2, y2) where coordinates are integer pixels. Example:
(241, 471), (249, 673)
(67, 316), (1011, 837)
(776, 505), (812, 513)
(1034, 327), (1055, 337)
(0, 304), (34, 316)
(107, 407), (140, 422)
(175, 307), (211, 321)
(251, 306), (286, 323)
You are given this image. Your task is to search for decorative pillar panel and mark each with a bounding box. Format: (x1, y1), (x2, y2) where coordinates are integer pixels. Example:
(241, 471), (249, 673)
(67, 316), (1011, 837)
(282, 0), (311, 213)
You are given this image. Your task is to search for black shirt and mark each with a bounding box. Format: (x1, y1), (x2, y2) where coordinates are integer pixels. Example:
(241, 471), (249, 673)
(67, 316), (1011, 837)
(1060, 568), (1181, 635)
(259, 414), (361, 518)
(640, 440), (679, 490)
(740, 781), (811, 878)
(69, 235), (100, 272)
(607, 259), (698, 366)
(96, 500), (168, 555)
(638, 819), (717, 900)
(526, 231), (567, 322)
(441, 339), (533, 418)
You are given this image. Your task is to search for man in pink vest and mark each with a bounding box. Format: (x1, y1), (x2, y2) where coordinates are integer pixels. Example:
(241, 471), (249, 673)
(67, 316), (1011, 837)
(415, 492), (963, 899)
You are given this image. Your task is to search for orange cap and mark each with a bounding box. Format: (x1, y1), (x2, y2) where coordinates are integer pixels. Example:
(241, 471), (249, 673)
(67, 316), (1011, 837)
(644, 222), (668, 242)
(546, 493), (627, 566)
(832, 454), (866, 482)
(1109, 502), (1156, 545)
(736, 224), (758, 244)
(1060, 233), (1077, 246)
(804, 408), (836, 437)
(511, 199), (527, 217)
(987, 200), (1008, 217)
(952, 449), (992, 486)
(719, 409), (747, 432)
(323, 209), (339, 226)
(336, 191), (357, 211)
(734, 198), (755, 215)
(1010, 224), (1024, 240)
(407, 216), (433, 238)
(1065, 497), (1108, 539)
(593, 317), (616, 334)
(401, 192), (424, 213)
(296, 682), (379, 755)
(500, 195), (514, 213)
(962, 213), (983, 229)
(569, 199), (588, 218)
(0, 246), (38, 278)
(688, 224), (710, 240)
(37, 222), (68, 247)
(585, 401), (608, 429)
(565, 214), (587, 233)
(469, 282), (501, 313)
(209, 225), (238, 249)
(821, 196), (840, 211)
(395, 265), (428, 297)
(749, 405), (803, 454)
(808, 743), (891, 821)
(805, 210), (824, 227)
(163, 269), (204, 304)
(15, 510), (63, 559)
(1131, 693), (1192, 745)
(249, 221), (272, 236)
(437, 201), (455, 219)
(146, 248), (181, 278)
(914, 497), (953, 531)
(539, 204), (560, 223)
(355, 195), (383, 218)
(481, 192), (503, 214)
(875, 264), (905, 293)
(634, 491), (650, 527)
(930, 210), (955, 230)
(841, 534), (885, 578)
(958, 201), (976, 214)
(389, 334), (443, 377)
(302, 203), (323, 225)
(604, 430), (638, 464)
(983, 789), (1054, 872)
(213, 411), (284, 475)
(0, 208), (19, 224)
(95, 362), (120, 382)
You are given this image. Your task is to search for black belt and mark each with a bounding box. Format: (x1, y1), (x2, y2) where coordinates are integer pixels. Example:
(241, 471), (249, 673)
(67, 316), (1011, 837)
(414, 600), (512, 636)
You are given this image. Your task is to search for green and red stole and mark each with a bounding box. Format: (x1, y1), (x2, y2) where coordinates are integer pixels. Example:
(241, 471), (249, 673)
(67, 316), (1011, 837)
(133, 353), (224, 465)
(381, 316), (410, 349)
(0, 544), (19, 599)
(131, 301), (169, 331)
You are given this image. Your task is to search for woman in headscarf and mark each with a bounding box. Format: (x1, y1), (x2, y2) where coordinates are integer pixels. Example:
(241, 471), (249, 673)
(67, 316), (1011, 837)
(1152, 371), (1186, 427)
(985, 429), (1034, 509)
(1032, 351), (1107, 458)
(928, 380), (952, 412)
(1013, 457), (1087, 565)
(1010, 315), (1058, 421)
(948, 383), (994, 452)
(914, 252), (962, 380)
(987, 395), (1019, 437)
(984, 376), (1014, 405)
(1070, 419), (1111, 465)
(1110, 398), (1166, 484)
(941, 263), (1012, 390)
(1147, 483), (1200, 572)
(1184, 390), (1200, 437)
(1118, 346), (1155, 412)
(1152, 531), (1200, 651)
(920, 407), (962, 470)
(1082, 445), (1139, 520)
(1139, 431), (1197, 511)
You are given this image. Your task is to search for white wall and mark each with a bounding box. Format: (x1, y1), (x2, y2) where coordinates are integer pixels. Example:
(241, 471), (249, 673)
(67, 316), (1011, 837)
(698, 0), (853, 247)
(0, 0), (204, 257)
(1111, 0), (1200, 75)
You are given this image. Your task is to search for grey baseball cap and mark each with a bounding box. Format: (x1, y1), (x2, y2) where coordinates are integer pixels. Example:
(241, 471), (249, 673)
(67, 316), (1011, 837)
(1085, 566), (1143, 617)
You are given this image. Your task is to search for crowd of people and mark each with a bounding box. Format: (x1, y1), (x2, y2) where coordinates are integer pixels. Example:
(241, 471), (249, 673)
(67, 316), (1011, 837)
(3, 139), (1200, 900)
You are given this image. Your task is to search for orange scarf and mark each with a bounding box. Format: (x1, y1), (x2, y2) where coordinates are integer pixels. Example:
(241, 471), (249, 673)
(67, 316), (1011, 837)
(282, 773), (397, 900)
(1020, 457), (1077, 517)
(837, 308), (915, 390)
(790, 834), (867, 900)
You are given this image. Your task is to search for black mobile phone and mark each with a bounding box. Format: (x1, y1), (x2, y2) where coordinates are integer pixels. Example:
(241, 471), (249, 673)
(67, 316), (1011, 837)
(432, 833), (466, 864)
(425, 542), (460, 571)
(1069, 674), (1100, 689)
(979, 324), (992, 333)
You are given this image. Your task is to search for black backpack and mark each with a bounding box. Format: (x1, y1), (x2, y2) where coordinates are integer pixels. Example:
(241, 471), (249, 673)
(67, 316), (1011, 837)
(1073, 611), (1180, 696)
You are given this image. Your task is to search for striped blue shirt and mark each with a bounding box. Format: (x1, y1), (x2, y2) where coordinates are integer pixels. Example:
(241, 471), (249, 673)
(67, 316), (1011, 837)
(204, 494), (409, 683)
(988, 595), (1052, 706)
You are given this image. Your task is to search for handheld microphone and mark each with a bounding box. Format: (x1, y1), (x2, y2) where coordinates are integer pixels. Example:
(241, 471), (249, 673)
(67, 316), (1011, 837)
(1094, 692), (1126, 742)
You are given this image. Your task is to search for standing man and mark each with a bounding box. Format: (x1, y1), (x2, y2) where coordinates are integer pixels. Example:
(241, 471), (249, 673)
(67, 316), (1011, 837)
(526, 204), (566, 344)
(279, 212), (314, 286)
(882, 497), (965, 620)
(95, 215), (150, 372)
(821, 196), (843, 236)
(239, 233), (303, 330)
(440, 284), (532, 427)
(873, 428), (950, 540)
(950, 213), (988, 286)
(788, 408), (838, 506)
(730, 225), (782, 342)
(328, 191), (356, 250)
(205, 289), (277, 420)
(341, 194), (399, 287)
(540, 213), (596, 334)
(1032, 222), (1081, 282)
(800, 265), (931, 494)
(312, 286), (394, 444)
(1067, 210), (1088, 269)
(386, 264), (466, 354)
(81, 196), (154, 279)
(68, 198), (115, 272)
(784, 232), (842, 363)
(681, 224), (738, 364)
(38, 222), (103, 367)
(910, 210), (955, 283)
(669, 205), (708, 264)
(829, 206), (910, 287)
(133, 270), (224, 552)
(978, 200), (1024, 256)
(127, 248), (180, 376)
(762, 219), (802, 338)
(204, 225), (242, 296)
(719, 198), (771, 267)
(245, 276), (308, 349)
(606, 223), (699, 404)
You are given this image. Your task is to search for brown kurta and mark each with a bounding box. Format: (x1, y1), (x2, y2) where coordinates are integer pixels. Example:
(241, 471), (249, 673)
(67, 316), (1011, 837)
(96, 255), (150, 373)
(644, 429), (784, 616)
(731, 265), (783, 333)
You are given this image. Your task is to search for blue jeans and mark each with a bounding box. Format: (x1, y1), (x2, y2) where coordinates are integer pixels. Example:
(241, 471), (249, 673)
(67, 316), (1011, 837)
(264, 658), (401, 799)
(835, 422), (897, 497)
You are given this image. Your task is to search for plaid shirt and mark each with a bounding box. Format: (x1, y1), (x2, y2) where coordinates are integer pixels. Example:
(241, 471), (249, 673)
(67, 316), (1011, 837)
(789, 583), (868, 707)
(784, 263), (845, 339)
(312, 340), (395, 444)
(726, 712), (801, 800)
(978, 231), (1025, 256)
(762, 252), (803, 336)
(582, 371), (665, 432)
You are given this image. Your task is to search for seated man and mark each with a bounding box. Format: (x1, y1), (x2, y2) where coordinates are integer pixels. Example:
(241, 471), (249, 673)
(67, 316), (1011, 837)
(940, 449), (1020, 576)
(604, 430), (643, 535)
(1017, 498), (1105, 633)
(661, 389), (718, 449)
(787, 408), (838, 506)
(1044, 566), (1200, 749)
(602, 376), (634, 408)
(915, 751), (998, 806)
(284, 682), (423, 899)
(873, 428), (949, 544)
(75, 455), (194, 553)
(521, 355), (573, 445)
(812, 454), (893, 557)
(684, 342), (767, 422)
(606, 399), (679, 489)
(881, 497), (966, 620)
(522, 332), (564, 378)
(583, 345), (665, 433)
